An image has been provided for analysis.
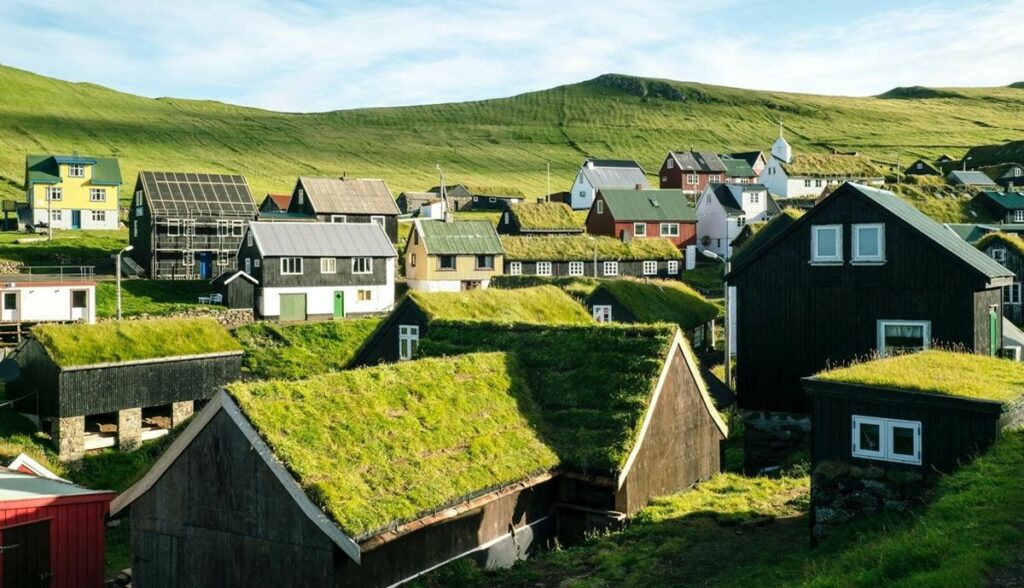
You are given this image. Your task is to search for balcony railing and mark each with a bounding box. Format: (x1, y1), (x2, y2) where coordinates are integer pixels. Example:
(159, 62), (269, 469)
(0, 265), (96, 283)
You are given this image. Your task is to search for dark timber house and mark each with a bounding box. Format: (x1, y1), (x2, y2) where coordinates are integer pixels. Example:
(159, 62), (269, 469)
(971, 190), (1024, 224)
(497, 201), (583, 236)
(286, 177), (401, 243)
(975, 232), (1024, 326)
(395, 191), (440, 214)
(903, 158), (941, 176)
(803, 351), (1024, 539)
(129, 172), (258, 279)
(501, 235), (683, 280)
(6, 318), (242, 461)
(113, 323), (726, 587)
(583, 279), (719, 350)
(725, 182), (1013, 470)
(258, 193), (292, 213)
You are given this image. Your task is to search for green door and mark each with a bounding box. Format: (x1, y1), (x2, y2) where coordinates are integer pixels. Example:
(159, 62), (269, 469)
(990, 308), (999, 356)
(279, 293), (306, 322)
(333, 291), (345, 319)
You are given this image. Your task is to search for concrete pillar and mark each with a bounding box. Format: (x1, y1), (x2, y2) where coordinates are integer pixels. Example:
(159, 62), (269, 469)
(51, 415), (85, 461)
(170, 401), (194, 428)
(118, 408), (142, 451)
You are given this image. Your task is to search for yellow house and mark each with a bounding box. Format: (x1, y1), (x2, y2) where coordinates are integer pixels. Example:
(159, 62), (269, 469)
(404, 219), (504, 291)
(25, 154), (122, 230)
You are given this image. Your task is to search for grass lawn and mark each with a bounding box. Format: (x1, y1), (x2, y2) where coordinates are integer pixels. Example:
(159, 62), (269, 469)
(95, 279), (215, 318)
(0, 229), (127, 268)
(682, 260), (725, 296)
(233, 317), (382, 379)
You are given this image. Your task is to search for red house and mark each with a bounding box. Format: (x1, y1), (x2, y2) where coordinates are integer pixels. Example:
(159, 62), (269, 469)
(659, 151), (728, 195)
(0, 468), (114, 587)
(586, 188), (697, 249)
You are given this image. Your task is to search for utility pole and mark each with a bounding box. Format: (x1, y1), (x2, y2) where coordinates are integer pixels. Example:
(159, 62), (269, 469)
(116, 245), (134, 320)
(546, 163), (550, 202)
(896, 155), (901, 188)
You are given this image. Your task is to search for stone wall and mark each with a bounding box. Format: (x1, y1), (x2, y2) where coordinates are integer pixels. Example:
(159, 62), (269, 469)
(743, 411), (811, 474)
(118, 408), (142, 451)
(811, 461), (930, 541)
(101, 307), (254, 328)
(52, 415), (85, 461)
(171, 400), (194, 427)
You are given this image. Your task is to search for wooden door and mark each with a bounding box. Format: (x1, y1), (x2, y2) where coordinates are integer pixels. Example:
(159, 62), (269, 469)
(279, 293), (306, 322)
(2, 520), (52, 588)
(333, 291), (345, 319)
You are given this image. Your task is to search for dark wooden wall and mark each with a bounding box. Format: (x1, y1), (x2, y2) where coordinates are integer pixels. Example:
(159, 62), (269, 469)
(731, 189), (1002, 413)
(584, 288), (638, 323)
(216, 277), (255, 310)
(509, 259), (681, 280)
(128, 178), (155, 276)
(350, 299), (428, 366)
(980, 241), (1024, 325)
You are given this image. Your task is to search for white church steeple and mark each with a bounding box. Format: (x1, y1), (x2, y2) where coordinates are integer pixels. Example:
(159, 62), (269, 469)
(771, 121), (792, 163)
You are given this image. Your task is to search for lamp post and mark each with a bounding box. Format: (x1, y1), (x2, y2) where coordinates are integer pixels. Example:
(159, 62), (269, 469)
(116, 245), (134, 320)
(588, 235), (598, 277)
(963, 156), (972, 172)
(702, 248), (731, 391)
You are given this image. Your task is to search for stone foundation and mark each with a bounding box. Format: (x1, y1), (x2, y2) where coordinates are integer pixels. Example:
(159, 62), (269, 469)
(171, 400), (195, 428)
(811, 461), (930, 541)
(100, 307), (254, 328)
(743, 411), (811, 474)
(118, 408), (142, 451)
(52, 415), (85, 461)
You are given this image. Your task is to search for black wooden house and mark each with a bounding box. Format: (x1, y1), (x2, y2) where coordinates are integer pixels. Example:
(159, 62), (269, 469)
(129, 172), (258, 280)
(975, 232), (1024, 326)
(286, 177), (401, 242)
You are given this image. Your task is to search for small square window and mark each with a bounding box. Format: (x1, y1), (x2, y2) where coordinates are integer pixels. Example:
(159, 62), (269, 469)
(91, 210), (106, 223)
(67, 164), (85, 178)
(90, 188), (106, 202)
(643, 260), (657, 275)
(852, 415), (921, 465)
(877, 320), (930, 357)
(438, 255), (456, 270)
(592, 305), (612, 323)
(991, 248), (1006, 263)
(852, 223), (885, 262)
(536, 261), (552, 276)
(476, 255), (495, 270)
(634, 223), (647, 237)
(321, 258), (337, 274)
(603, 261), (618, 276)
(357, 289), (372, 301)
(508, 261), (521, 275)
(687, 174), (698, 185)
(667, 260), (679, 274)
(46, 187), (62, 201)
(568, 261), (584, 276)
(811, 225), (843, 263)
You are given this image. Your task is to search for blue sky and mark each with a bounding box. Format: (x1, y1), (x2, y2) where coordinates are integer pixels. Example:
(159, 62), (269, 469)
(1, 0), (1022, 112)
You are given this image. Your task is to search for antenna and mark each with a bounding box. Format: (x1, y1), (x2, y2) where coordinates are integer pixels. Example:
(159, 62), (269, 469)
(436, 164), (451, 222)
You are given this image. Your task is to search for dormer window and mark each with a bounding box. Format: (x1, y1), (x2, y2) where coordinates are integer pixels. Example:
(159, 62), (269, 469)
(852, 223), (885, 263)
(67, 164), (85, 178)
(811, 225), (842, 263)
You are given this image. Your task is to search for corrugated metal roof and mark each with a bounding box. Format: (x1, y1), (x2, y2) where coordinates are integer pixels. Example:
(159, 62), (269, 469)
(600, 188), (695, 221)
(721, 156), (756, 178)
(418, 220), (504, 255)
(944, 223), (997, 244)
(669, 151), (727, 173)
(249, 222), (397, 258)
(975, 190), (1024, 212)
(581, 163), (650, 191)
(299, 177), (401, 215)
(0, 469), (112, 500)
(948, 170), (997, 186)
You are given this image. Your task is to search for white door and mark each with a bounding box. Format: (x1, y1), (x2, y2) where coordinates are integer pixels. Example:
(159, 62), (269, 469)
(398, 324), (419, 360)
(2, 292), (19, 321)
(70, 290), (88, 320)
(592, 305), (612, 323)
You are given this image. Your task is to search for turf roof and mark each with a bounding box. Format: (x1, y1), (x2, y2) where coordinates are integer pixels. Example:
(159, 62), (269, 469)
(32, 318), (241, 368)
(501, 235), (682, 262)
(229, 352), (559, 539)
(813, 350), (1024, 404)
(409, 285), (592, 325)
(780, 154), (883, 178)
(976, 232), (1024, 259)
(507, 201), (583, 231)
(593, 279), (720, 330)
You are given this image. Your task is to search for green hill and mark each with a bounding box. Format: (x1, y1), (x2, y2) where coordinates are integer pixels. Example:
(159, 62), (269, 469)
(2, 66), (1024, 203)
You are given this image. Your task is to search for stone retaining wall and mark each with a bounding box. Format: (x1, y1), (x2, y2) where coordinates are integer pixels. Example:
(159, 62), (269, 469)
(811, 461), (931, 540)
(102, 307), (254, 328)
(743, 411), (811, 474)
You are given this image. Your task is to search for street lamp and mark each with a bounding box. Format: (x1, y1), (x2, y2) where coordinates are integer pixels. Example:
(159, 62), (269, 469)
(702, 248), (732, 391)
(116, 245), (134, 320)
(587, 235), (598, 277)
(963, 156), (973, 172)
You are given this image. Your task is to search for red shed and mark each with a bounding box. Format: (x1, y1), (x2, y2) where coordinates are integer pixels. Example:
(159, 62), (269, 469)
(0, 469), (114, 587)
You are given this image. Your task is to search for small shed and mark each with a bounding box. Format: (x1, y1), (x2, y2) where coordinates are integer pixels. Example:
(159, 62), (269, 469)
(0, 469), (115, 587)
(7, 318), (243, 460)
(211, 270), (258, 310)
(584, 279), (719, 349)
(804, 350), (1024, 539)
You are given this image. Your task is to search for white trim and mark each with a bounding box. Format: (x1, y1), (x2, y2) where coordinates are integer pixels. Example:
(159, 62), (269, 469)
(852, 415), (922, 465)
(659, 223), (679, 237)
(352, 257), (373, 274)
(852, 223), (885, 263)
(321, 257), (337, 274)
(7, 453), (68, 482)
(633, 222), (647, 237)
(568, 261), (584, 276)
(811, 224), (843, 263)
(876, 319), (931, 357)
(602, 261), (618, 276)
(667, 260), (679, 275)
(592, 304), (612, 323)
(536, 261), (552, 276)
(508, 261), (522, 276)
(642, 260), (658, 276)
(220, 270), (259, 285)
(280, 257), (303, 275)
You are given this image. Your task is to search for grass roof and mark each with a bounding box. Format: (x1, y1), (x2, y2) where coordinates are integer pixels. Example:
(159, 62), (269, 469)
(595, 279), (720, 329)
(32, 318), (241, 368)
(508, 202), (583, 231)
(501, 235), (682, 262)
(419, 323), (679, 472)
(491, 275), (602, 299)
(813, 350), (1024, 404)
(781, 154), (884, 178)
(976, 231), (1024, 259)
(228, 353), (558, 539)
(410, 285), (592, 325)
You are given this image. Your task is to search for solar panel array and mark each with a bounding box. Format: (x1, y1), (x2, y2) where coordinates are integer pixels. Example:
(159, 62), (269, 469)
(141, 172), (257, 217)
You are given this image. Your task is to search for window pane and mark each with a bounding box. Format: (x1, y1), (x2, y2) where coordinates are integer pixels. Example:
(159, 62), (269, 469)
(816, 228), (837, 257)
(892, 426), (915, 456)
(859, 423), (881, 451)
(884, 324), (924, 351)
(858, 227), (879, 257)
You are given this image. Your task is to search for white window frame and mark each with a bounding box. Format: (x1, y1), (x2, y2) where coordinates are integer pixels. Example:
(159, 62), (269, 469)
(852, 223), (885, 263)
(596, 200), (604, 214)
(709, 175), (721, 183)
(254, 259), (261, 268)
(876, 319), (931, 357)
(280, 257), (303, 275)
(91, 210), (106, 223)
(167, 219), (180, 237)
(634, 222), (647, 237)
(667, 260), (679, 275)
(1016, 210), (1024, 223)
(357, 289), (373, 301)
(89, 188), (105, 202)
(245, 258), (252, 274)
(686, 174), (698, 185)
(218, 250), (230, 266)
(737, 216), (746, 228)
(666, 159), (674, 169)
(217, 220), (230, 237)
(352, 257), (372, 274)
(991, 248), (1006, 263)
(232, 220), (244, 237)
(331, 215), (347, 223)
(183, 251), (195, 267)
(67, 164), (85, 178)
(398, 324), (419, 360)
(811, 224), (843, 264)
(568, 261), (584, 276)
(247, 232), (254, 247)
(592, 305), (613, 323)
(660, 223), (679, 237)
(51, 210), (62, 222)
(852, 416), (922, 465)
(371, 215), (386, 229)
(643, 260), (658, 275)
(508, 261), (521, 275)
(46, 186), (62, 201)
(1004, 282), (1021, 305)
(321, 257), (337, 274)
(603, 261), (618, 276)
(536, 261), (553, 277)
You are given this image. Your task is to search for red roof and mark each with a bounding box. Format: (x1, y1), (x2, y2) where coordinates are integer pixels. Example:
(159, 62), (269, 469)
(266, 193), (292, 210)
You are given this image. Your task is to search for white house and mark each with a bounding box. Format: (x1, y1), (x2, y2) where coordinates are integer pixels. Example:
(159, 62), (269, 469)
(758, 130), (884, 198)
(696, 183), (776, 258)
(569, 158), (650, 210)
(0, 267), (96, 324)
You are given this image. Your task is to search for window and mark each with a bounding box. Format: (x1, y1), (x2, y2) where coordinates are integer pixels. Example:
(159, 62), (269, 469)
(46, 187), (62, 201)
(50, 210), (62, 222)
(247, 232), (254, 247)
(667, 159), (674, 169)
(280, 257), (303, 275)
(67, 164), (85, 178)
(579, 190), (585, 199)
(686, 174), (698, 185)
(737, 216), (746, 228)
(750, 191), (760, 204)
(804, 179), (813, 188)
(398, 325), (419, 360)
(661, 176), (667, 183)
(217, 220), (230, 237)
(167, 219), (180, 237)
(508, 261), (521, 275)
(218, 251), (229, 266)
(596, 200), (604, 214)
(709, 175), (721, 183)
(90, 188), (105, 202)
(592, 305), (612, 323)
(1015, 210), (1024, 223)
(357, 289), (372, 301)
(811, 225), (842, 263)
(331, 215), (347, 223)
(132, 221), (137, 238)
(245, 258), (252, 274)
(410, 253), (417, 268)
(660, 223), (679, 237)
(232, 220), (244, 237)
(603, 261), (618, 276)
(877, 320), (931, 357)
(643, 260), (658, 275)
(438, 255), (456, 271)
(815, 179), (824, 188)
(503, 212), (509, 225)
(254, 259), (261, 268)
(634, 222), (647, 237)
(321, 257), (337, 274)
(183, 251), (194, 266)
(297, 189), (305, 206)
(371, 216), (386, 229)
(536, 261), (552, 276)
(72, 290), (87, 309)
(1015, 167), (1023, 177)
(852, 223), (885, 263)
(852, 416), (921, 465)
(91, 210), (105, 223)
(488, 197), (497, 203)
(475, 255), (495, 270)
(1004, 282), (1021, 305)
(667, 260), (679, 274)
(568, 261), (584, 276)
(916, 162), (923, 170)
(3, 293), (16, 311)
(352, 257), (372, 274)
(413, 231), (419, 245)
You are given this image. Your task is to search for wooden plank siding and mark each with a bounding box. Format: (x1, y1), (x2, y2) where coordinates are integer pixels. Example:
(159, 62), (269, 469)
(509, 259), (680, 281)
(979, 241), (1024, 325)
(350, 299), (429, 366)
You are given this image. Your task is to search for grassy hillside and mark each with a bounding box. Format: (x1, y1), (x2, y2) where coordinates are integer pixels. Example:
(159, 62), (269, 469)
(2, 66), (1023, 203)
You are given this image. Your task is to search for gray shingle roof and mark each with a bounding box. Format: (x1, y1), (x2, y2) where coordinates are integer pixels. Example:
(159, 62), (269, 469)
(581, 160), (650, 190)
(948, 170), (997, 186)
(298, 177), (401, 215)
(248, 222), (397, 258)
(669, 151), (727, 173)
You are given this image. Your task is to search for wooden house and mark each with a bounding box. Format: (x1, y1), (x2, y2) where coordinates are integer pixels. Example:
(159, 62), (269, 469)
(501, 235), (683, 280)
(25, 154), (122, 230)
(286, 177), (401, 242)
(804, 351), (1024, 539)
(947, 170), (997, 189)
(395, 191), (440, 214)
(236, 221), (397, 320)
(258, 193), (292, 213)
(0, 265), (96, 325)
(975, 232), (1024, 325)
(758, 131), (884, 198)
(728, 151), (767, 176)
(569, 158), (649, 211)
(128, 171), (258, 280)
(6, 318), (242, 460)
(585, 188), (697, 249)
(497, 201), (583, 236)
(210, 270), (258, 310)
(980, 163), (1024, 189)
(467, 193), (524, 211)
(0, 468), (115, 587)
(583, 279), (719, 349)
(425, 184), (473, 210)
(404, 219), (504, 292)
(904, 159), (941, 176)
(658, 151), (728, 194)
(695, 183), (778, 257)
(971, 190), (1024, 223)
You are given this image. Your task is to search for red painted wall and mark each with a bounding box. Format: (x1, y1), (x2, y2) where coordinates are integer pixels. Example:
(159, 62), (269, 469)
(611, 221), (697, 248)
(0, 494), (114, 588)
(658, 163), (722, 193)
